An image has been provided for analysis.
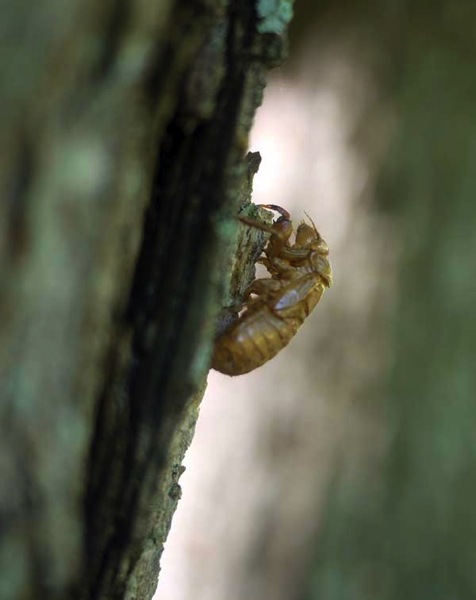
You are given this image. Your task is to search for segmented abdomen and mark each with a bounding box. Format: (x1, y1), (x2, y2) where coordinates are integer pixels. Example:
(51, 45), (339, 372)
(212, 280), (325, 376)
(211, 306), (296, 375)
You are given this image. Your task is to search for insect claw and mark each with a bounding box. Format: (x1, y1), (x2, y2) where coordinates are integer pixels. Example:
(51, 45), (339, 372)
(258, 204), (291, 220)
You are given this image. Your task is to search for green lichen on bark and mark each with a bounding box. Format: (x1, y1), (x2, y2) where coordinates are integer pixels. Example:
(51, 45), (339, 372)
(256, 0), (294, 34)
(0, 0), (294, 599)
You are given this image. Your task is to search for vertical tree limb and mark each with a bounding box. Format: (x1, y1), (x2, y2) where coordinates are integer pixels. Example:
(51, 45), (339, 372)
(0, 1), (294, 598)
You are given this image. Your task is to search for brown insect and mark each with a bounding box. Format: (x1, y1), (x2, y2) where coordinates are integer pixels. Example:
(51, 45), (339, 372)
(212, 204), (333, 376)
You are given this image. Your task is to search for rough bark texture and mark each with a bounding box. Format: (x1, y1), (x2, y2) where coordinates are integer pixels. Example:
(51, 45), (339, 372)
(0, 1), (293, 599)
(302, 3), (476, 599)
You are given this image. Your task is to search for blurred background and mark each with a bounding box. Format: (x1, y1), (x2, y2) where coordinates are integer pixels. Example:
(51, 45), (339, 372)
(155, 7), (398, 600)
(156, 3), (476, 599)
(2, 2), (474, 598)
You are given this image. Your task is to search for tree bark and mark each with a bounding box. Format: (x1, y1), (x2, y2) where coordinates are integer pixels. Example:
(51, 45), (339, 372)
(0, 1), (293, 599)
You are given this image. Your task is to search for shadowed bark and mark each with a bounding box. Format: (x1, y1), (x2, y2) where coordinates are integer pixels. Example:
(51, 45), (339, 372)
(0, 1), (293, 599)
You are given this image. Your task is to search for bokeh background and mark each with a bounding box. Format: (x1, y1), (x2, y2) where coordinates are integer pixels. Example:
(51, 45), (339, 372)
(2, 2), (474, 598)
(156, 3), (476, 599)
(155, 7), (398, 599)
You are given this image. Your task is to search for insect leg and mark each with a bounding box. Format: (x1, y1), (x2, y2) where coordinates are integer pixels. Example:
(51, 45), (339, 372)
(258, 204), (291, 220)
(245, 277), (282, 299)
(238, 215), (279, 237)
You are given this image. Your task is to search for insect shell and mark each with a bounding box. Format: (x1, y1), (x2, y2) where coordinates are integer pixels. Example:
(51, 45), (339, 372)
(211, 204), (332, 376)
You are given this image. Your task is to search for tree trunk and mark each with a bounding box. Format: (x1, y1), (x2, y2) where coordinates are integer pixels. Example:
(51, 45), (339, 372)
(0, 1), (292, 598)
